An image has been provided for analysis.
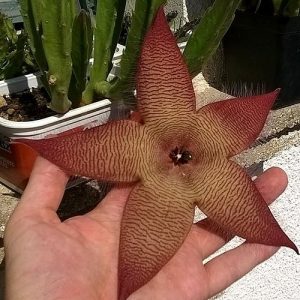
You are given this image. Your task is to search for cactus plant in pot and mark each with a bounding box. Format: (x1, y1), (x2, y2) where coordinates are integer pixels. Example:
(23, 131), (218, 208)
(0, 0), (242, 192)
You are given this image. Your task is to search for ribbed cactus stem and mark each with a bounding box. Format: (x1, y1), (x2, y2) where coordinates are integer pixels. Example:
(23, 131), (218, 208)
(19, 0), (48, 72)
(0, 13), (16, 61)
(183, 0), (241, 78)
(280, 0), (300, 16)
(107, 0), (167, 101)
(82, 0), (126, 105)
(68, 10), (93, 107)
(41, 0), (77, 113)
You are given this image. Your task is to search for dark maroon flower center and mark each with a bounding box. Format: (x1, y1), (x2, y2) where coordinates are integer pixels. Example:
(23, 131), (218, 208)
(169, 146), (192, 165)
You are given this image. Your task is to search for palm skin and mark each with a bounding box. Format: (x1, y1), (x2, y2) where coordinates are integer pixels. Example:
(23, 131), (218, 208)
(4, 157), (287, 300)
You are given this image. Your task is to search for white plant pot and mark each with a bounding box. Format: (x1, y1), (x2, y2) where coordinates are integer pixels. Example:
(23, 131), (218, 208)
(0, 43), (125, 96)
(0, 44), (125, 193)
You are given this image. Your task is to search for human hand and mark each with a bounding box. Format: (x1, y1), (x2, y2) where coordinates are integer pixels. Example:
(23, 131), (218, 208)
(4, 157), (287, 300)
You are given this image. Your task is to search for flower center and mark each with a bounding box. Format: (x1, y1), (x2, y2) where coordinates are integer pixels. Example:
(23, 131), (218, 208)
(169, 147), (192, 165)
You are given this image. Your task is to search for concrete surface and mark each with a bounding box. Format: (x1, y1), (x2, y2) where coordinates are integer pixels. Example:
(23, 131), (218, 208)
(0, 0), (23, 24)
(210, 146), (300, 300)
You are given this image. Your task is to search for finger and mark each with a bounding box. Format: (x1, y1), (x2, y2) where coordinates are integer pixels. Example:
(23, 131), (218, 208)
(13, 156), (69, 219)
(205, 242), (279, 298)
(191, 167), (288, 258)
(86, 183), (134, 224)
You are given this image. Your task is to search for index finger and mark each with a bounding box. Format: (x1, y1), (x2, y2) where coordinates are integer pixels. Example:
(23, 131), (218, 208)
(15, 156), (69, 217)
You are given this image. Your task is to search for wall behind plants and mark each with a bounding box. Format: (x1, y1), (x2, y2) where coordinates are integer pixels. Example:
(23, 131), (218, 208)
(126, 0), (214, 22)
(0, 0), (22, 24)
(126, 0), (224, 32)
(0, 0), (221, 25)
(184, 0), (214, 20)
(125, 0), (186, 29)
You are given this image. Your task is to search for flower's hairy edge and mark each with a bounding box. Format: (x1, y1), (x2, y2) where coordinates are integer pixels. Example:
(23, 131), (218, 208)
(196, 90), (280, 157)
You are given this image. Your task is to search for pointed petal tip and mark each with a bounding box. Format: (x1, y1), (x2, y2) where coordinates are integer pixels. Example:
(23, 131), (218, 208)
(263, 231), (298, 254)
(148, 6), (167, 32)
(154, 5), (167, 23)
(280, 238), (299, 254)
(268, 88), (281, 101)
(294, 247), (299, 255)
(289, 242), (299, 255)
(255, 88), (280, 108)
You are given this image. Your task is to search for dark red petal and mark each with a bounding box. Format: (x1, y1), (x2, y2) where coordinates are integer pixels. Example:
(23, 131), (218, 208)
(192, 159), (298, 253)
(118, 179), (195, 300)
(137, 6), (195, 124)
(14, 120), (143, 182)
(197, 90), (279, 157)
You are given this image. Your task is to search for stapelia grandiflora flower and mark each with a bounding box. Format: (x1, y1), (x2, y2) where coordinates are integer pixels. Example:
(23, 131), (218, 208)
(16, 6), (298, 300)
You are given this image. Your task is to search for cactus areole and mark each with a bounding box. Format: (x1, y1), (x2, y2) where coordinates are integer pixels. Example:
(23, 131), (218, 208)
(16, 7), (298, 300)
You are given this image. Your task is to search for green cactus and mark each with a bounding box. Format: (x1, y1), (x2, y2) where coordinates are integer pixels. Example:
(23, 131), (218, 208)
(41, 0), (77, 113)
(19, 0), (77, 113)
(183, 0), (241, 78)
(82, 0), (127, 105)
(19, 0), (48, 75)
(107, 0), (167, 104)
(0, 12), (37, 80)
(19, 0), (241, 113)
(0, 13), (13, 64)
(0, 12), (17, 61)
(20, 0), (50, 98)
(279, 0), (300, 16)
(88, 0), (237, 107)
(68, 10), (93, 107)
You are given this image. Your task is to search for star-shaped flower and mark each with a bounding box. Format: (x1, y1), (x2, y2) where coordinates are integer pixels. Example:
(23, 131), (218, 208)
(17, 7), (298, 300)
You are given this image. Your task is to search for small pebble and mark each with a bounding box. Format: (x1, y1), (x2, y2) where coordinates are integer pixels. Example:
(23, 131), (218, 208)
(0, 96), (7, 108)
(7, 108), (15, 115)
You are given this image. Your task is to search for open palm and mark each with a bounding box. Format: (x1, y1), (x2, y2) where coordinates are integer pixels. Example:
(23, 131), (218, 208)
(4, 157), (287, 300)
